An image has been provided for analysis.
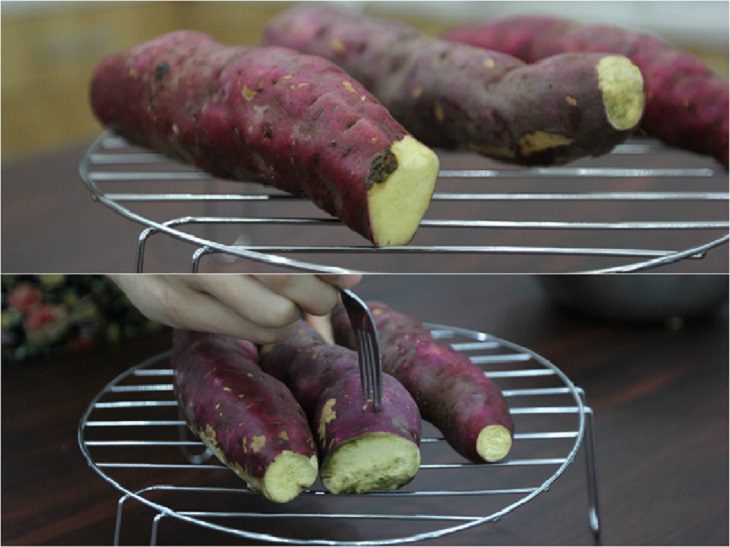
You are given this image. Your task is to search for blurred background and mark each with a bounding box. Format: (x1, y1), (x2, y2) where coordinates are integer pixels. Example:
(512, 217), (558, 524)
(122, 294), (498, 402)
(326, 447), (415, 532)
(2, 0), (729, 161)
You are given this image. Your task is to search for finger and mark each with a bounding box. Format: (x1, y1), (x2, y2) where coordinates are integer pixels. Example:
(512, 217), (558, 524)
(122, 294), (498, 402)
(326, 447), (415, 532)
(191, 275), (301, 329)
(305, 313), (335, 343)
(160, 278), (295, 344)
(318, 274), (363, 289)
(255, 274), (340, 317)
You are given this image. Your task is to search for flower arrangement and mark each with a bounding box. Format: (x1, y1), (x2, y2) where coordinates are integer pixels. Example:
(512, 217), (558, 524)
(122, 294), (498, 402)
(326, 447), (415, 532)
(2, 276), (162, 365)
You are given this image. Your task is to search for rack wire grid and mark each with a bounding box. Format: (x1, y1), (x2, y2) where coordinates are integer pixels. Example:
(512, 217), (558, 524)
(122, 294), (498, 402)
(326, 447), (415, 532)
(79, 130), (729, 274)
(78, 322), (600, 546)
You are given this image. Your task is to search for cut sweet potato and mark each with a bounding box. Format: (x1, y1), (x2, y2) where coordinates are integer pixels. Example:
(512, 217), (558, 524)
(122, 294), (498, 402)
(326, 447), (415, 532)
(90, 31), (439, 246)
(171, 330), (317, 503)
(259, 321), (421, 494)
(333, 302), (514, 463)
(443, 16), (729, 166)
(263, 6), (645, 165)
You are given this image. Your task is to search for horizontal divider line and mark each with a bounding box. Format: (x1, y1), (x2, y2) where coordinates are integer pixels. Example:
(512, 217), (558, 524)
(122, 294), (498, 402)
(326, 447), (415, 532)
(100, 191), (728, 202)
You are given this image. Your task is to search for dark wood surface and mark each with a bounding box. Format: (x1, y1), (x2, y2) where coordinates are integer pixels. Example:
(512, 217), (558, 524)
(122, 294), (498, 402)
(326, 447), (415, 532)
(2, 139), (728, 274)
(2, 275), (728, 545)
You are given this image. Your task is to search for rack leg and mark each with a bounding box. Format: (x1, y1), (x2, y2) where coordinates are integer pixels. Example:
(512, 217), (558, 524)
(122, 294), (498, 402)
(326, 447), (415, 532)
(136, 229), (155, 273)
(192, 247), (212, 273)
(114, 494), (130, 545)
(150, 513), (165, 546)
(582, 402), (602, 543)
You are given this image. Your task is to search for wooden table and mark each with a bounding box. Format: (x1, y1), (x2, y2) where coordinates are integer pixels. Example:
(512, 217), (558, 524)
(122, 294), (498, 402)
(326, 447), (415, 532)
(2, 139), (728, 273)
(2, 275), (727, 545)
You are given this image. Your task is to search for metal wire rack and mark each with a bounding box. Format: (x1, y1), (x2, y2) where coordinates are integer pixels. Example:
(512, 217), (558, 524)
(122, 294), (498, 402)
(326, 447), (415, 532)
(79, 130), (729, 273)
(79, 323), (599, 545)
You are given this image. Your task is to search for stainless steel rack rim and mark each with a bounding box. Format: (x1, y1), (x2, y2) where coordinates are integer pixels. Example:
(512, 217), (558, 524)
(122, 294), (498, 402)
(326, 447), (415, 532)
(79, 130), (729, 274)
(78, 323), (588, 546)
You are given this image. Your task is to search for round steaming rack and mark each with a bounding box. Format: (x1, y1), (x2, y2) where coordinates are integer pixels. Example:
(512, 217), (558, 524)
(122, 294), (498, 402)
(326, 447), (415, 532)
(79, 323), (600, 545)
(79, 130), (729, 273)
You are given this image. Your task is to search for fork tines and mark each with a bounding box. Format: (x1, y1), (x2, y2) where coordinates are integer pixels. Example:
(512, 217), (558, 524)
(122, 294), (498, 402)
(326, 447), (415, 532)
(355, 328), (383, 410)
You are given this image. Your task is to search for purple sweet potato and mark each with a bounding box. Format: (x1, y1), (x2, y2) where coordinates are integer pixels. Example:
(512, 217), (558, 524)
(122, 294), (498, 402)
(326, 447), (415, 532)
(171, 330), (317, 503)
(259, 321), (421, 494)
(263, 5), (645, 165)
(90, 31), (439, 246)
(443, 16), (729, 167)
(333, 303), (513, 463)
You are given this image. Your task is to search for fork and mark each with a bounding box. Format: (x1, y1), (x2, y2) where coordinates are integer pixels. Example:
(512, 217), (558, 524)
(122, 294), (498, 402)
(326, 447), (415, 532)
(340, 289), (383, 411)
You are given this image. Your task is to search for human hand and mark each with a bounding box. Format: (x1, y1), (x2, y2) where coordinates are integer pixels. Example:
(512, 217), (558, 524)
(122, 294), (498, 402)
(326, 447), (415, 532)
(110, 274), (361, 344)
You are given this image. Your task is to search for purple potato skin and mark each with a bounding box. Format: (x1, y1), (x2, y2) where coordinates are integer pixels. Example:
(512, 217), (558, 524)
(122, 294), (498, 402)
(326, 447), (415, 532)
(171, 330), (316, 494)
(443, 16), (729, 167)
(90, 30), (415, 243)
(333, 302), (514, 463)
(263, 5), (643, 165)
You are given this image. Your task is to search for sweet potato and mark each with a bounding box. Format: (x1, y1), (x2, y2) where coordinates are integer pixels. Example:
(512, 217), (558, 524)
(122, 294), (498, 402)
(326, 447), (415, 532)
(443, 16), (729, 167)
(171, 330), (318, 503)
(259, 321), (421, 494)
(332, 303), (513, 463)
(263, 5), (645, 165)
(90, 31), (439, 246)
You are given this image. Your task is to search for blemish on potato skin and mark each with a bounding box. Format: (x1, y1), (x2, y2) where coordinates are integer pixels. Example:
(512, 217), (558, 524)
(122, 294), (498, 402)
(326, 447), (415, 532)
(565, 95), (578, 106)
(318, 398), (337, 439)
(330, 37), (344, 53)
(241, 86), (257, 101)
(411, 85), (423, 99)
(342, 80), (357, 93)
(154, 62), (170, 82)
(434, 102), (445, 123)
(484, 58), (496, 69)
(518, 131), (574, 156)
(251, 435), (266, 453)
(223, 386), (232, 392)
(367, 148), (398, 188)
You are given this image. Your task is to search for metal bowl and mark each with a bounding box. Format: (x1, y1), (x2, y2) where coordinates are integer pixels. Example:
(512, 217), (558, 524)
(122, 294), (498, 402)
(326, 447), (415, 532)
(537, 275), (728, 322)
